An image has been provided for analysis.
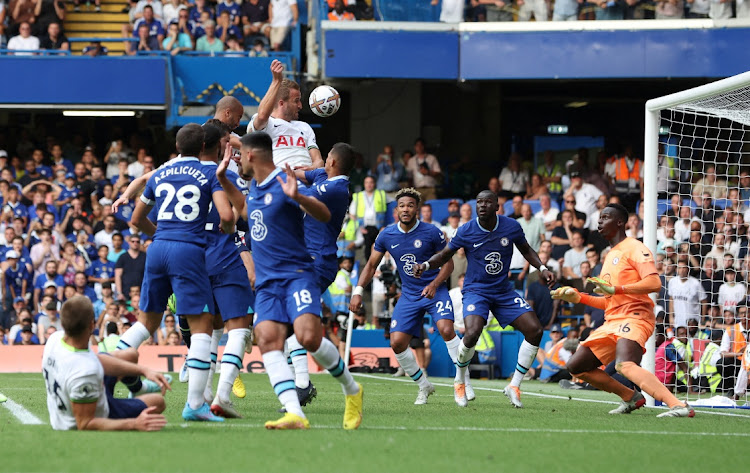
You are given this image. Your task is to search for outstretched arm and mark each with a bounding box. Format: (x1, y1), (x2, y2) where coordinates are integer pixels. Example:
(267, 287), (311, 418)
(216, 146), (247, 218)
(413, 246), (457, 278)
(252, 60), (284, 132)
(130, 200), (156, 236)
(422, 258), (454, 299)
(278, 164), (330, 222)
(349, 249), (385, 313)
(516, 240), (556, 287)
(112, 169), (156, 212)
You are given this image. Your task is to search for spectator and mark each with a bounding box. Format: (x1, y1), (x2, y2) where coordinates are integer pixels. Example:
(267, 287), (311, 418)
(132, 22), (161, 54)
(625, 212), (643, 240)
(505, 195), (522, 219)
(350, 175), (386, 262)
(498, 152), (528, 199)
(535, 194), (559, 240)
(196, 19), (225, 52)
(537, 151), (563, 196)
(5, 249), (30, 303)
(93, 282), (115, 320)
(247, 38), (268, 56)
(439, 199), (460, 225)
(668, 261), (707, 329)
(7, 21), (39, 55)
(349, 153), (368, 193)
(156, 313), (178, 344)
(718, 268), (745, 316)
(370, 251), (395, 324)
(161, 0), (183, 24)
(8, 1), (35, 37)
(458, 202), (472, 226)
(57, 241), (85, 286)
(686, 0), (710, 17)
(692, 164), (727, 202)
(241, 0), (270, 39)
(550, 209), (580, 261)
(18, 324), (38, 345)
(162, 21), (193, 54)
(524, 174), (548, 200)
(127, 5), (164, 55)
(108, 233), (126, 263)
(562, 230), (587, 280)
(585, 247), (601, 276)
(37, 300), (62, 342)
(517, 0), (548, 21)
(374, 145), (404, 197)
(9, 313), (35, 345)
(216, 9), (242, 44)
(564, 167), (602, 218)
(709, 0), (732, 19)
(407, 138), (442, 201)
(431, 0), (464, 22)
(38, 21), (67, 51)
(695, 193), (717, 234)
(217, 0), (241, 24)
(441, 211), (461, 241)
(478, 0), (513, 21)
(73, 271), (97, 303)
(553, 0), (580, 20)
(30, 228), (59, 275)
(717, 303), (748, 393)
(268, 0), (296, 51)
(419, 203), (442, 231)
(33, 260), (63, 309)
(103, 140), (129, 180)
(329, 0), (355, 20)
(115, 235), (145, 301)
(94, 215), (118, 250)
(655, 325), (692, 392)
(517, 203), (545, 251)
(606, 144), (642, 212)
(132, 0), (164, 20)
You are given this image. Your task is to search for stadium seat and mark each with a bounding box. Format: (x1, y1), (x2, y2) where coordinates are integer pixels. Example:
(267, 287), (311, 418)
(426, 198), (461, 225)
(386, 200), (397, 224)
(714, 198), (729, 209)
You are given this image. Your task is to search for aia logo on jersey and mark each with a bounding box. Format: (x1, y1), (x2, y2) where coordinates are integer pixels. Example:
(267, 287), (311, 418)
(414, 239), (422, 248)
(500, 237), (509, 247)
(264, 193), (273, 205)
(612, 257), (620, 265)
(276, 136), (307, 148)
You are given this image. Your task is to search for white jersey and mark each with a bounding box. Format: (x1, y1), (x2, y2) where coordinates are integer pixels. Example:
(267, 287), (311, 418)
(718, 283), (746, 315)
(42, 331), (108, 430)
(248, 114), (318, 169)
(667, 276), (706, 329)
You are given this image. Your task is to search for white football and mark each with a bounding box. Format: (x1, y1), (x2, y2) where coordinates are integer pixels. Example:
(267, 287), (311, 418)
(309, 85), (341, 118)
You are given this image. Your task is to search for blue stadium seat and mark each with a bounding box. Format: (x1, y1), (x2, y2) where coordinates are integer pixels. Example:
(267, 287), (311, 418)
(386, 200), (397, 224)
(426, 198), (461, 225)
(714, 198), (729, 209)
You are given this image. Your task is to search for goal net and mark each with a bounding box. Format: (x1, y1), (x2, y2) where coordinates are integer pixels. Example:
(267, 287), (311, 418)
(644, 71), (750, 408)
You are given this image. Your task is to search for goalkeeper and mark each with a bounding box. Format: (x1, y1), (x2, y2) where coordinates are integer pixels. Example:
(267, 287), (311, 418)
(551, 203), (694, 418)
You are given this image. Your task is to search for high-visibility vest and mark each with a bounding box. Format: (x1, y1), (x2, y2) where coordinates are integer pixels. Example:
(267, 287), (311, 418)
(693, 330), (709, 340)
(353, 190), (387, 228)
(537, 163), (563, 193)
(698, 342), (722, 393)
(98, 334), (120, 353)
(727, 323), (747, 361)
(540, 340), (567, 377)
(328, 269), (352, 314)
(475, 316), (501, 354)
(672, 338), (692, 385)
(613, 157), (642, 194)
(342, 217), (358, 242)
(659, 155), (676, 179)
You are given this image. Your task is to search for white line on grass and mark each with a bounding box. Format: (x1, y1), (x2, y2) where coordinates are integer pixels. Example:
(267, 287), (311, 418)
(178, 422), (750, 437)
(0, 393), (44, 425)
(352, 373), (750, 418)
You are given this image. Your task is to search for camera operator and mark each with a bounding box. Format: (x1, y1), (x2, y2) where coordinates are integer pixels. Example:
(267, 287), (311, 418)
(372, 252), (401, 333)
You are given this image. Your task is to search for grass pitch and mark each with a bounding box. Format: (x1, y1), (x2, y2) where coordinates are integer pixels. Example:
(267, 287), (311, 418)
(1, 372), (747, 473)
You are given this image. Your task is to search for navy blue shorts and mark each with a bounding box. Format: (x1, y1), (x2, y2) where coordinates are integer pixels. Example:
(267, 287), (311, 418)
(390, 286), (453, 338)
(104, 375), (147, 420)
(255, 274), (321, 326)
(140, 240), (215, 315)
(210, 264), (255, 322)
(314, 255), (338, 292)
(462, 290), (532, 327)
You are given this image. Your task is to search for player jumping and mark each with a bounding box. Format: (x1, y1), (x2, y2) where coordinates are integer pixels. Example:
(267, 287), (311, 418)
(350, 187), (470, 406)
(217, 131), (363, 430)
(551, 203), (694, 417)
(414, 190), (556, 408)
(119, 124), (235, 422)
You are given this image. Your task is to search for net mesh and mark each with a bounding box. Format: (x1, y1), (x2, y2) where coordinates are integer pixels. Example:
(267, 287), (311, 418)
(655, 85), (750, 404)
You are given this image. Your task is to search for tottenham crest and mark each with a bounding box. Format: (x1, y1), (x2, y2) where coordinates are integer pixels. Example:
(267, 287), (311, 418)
(500, 237), (509, 246)
(414, 239), (422, 248)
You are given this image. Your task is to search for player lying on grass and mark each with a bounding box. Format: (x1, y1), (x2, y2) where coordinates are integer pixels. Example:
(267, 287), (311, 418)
(551, 203), (694, 417)
(43, 295), (170, 431)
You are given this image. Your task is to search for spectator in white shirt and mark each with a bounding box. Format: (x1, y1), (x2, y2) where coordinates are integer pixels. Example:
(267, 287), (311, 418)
(269, 0), (297, 51)
(668, 261), (707, 329)
(535, 193), (559, 239)
(498, 152), (528, 198)
(517, 204), (545, 251)
(562, 230), (588, 280)
(406, 138), (442, 202)
(564, 168), (603, 218)
(7, 22), (39, 55)
(94, 216), (118, 250)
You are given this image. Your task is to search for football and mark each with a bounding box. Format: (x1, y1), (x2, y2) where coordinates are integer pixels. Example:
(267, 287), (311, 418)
(309, 85), (341, 118)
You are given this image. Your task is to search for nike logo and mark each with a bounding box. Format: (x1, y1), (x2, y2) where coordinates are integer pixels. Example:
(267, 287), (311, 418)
(298, 304), (310, 311)
(391, 244), (399, 249)
(273, 124), (281, 127)
(473, 242), (485, 248)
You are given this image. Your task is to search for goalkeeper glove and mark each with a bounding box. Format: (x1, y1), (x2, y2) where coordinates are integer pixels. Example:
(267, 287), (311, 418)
(587, 277), (616, 297)
(550, 286), (582, 304)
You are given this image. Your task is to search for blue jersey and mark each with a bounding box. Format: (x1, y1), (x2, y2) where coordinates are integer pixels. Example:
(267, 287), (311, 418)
(449, 216), (527, 294)
(247, 168), (313, 289)
(302, 169), (350, 260)
(216, 1), (241, 21)
(373, 220), (447, 297)
(87, 259), (116, 281)
(140, 157), (222, 247)
(203, 162), (244, 276)
(5, 264), (30, 295)
(57, 186), (79, 203)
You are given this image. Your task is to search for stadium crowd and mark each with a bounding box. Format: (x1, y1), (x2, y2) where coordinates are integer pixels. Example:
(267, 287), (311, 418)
(0, 125), (747, 398)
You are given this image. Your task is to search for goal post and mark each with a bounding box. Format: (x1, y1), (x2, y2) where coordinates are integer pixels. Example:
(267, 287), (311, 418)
(644, 71), (750, 407)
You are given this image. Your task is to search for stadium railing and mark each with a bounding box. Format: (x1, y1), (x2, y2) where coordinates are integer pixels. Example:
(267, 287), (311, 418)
(0, 49), (73, 56)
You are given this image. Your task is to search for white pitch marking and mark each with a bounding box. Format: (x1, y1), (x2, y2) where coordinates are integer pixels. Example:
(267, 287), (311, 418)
(0, 393), (45, 425)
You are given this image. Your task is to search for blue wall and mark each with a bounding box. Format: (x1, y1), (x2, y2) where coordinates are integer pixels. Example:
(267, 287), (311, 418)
(323, 24), (750, 80)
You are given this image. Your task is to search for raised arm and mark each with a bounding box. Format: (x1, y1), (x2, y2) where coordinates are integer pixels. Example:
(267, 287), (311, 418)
(349, 248), (385, 313)
(212, 190), (235, 235)
(252, 60), (284, 132)
(130, 200), (156, 237)
(112, 169), (156, 213)
(216, 148), (247, 218)
(278, 164), (330, 222)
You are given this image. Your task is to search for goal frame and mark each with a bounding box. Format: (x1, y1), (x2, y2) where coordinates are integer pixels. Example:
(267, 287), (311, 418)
(643, 71), (750, 406)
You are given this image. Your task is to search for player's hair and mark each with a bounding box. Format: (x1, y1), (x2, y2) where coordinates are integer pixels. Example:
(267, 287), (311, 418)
(240, 132), (273, 161)
(605, 203), (629, 225)
(60, 295), (94, 338)
(395, 187), (421, 206)
(176, 123), (205, 157)
(204, 118), (231, 134)
(278, 79), (300, 102)
(330, 142), (354, 175)
(201, 123), (225, 154)
(477, 189), (498, 202)
(214, 96), (242, 117)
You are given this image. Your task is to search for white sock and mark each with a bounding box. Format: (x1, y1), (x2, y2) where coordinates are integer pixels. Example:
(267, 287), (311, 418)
(116, 321), (151, 350)
(203, 329), (223, 401)
(510, 340), (538, 387)
(186, 333), (212, 409)
(395, 348), (431, 389)
(286, 334), (310, 389)
(444, 336), (464, 383)
(217, 328), (248, 403)
(263, 350), (304, 418)
(456, 339), (475, 383)
(311, 337), (359, 395)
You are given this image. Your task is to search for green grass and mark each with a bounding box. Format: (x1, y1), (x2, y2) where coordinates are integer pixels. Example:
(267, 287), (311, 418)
(2, 372), (749, 473)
